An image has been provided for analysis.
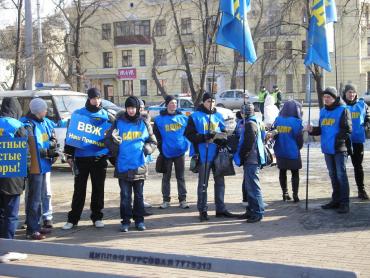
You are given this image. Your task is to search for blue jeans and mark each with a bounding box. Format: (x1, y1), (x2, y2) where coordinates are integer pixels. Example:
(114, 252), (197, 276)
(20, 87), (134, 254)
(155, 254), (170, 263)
(243, 164), (264, 218)
(197, 163), (226, 213)
(26, 174), (46, 234)
(119, 179), (145, 225)
(0, 194), (20, 239)
(324, 153), (350, 205)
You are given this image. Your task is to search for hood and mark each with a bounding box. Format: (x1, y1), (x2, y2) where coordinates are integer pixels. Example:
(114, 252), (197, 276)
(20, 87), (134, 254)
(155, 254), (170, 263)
(279, 100), (303, 119)
(0, 97), (23, 119)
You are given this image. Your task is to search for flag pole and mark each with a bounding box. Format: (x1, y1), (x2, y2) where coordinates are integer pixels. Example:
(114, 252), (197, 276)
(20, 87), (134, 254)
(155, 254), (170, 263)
(305, 66), (311, 211)
(333, 23), (338, 89)
(201, 12), (220, 214)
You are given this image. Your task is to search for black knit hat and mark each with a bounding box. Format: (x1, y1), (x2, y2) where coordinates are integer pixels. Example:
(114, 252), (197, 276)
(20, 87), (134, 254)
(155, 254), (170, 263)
(87, 88), (101, 99)
(323, 86), (338, 98)
(240, 102), (254, 118)
(343, 84), (357, 94)
(202, 92), (215, 103)
(125, 96), (140, 110)
(165, 95), (176, 106)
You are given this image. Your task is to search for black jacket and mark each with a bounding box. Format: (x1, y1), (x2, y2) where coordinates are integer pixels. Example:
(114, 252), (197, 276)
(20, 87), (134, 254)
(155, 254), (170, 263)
(0, 98), (27, 195)
(310, 98), (352, 153)
(105, 111), (157, 180)
(239, 119), (259, 165)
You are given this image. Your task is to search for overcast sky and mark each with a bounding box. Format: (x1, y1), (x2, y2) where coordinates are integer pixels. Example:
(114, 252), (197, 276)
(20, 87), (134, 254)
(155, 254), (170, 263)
(0, 0), (63, 28)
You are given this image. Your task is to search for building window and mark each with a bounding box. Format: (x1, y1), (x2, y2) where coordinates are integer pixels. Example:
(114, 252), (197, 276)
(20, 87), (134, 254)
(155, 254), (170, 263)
(114, 20), (151, 45)
(140, 80), (148, 96)
(181, 18), (192, 35)
(154, 19), (166, 36)
(122, 50), (132, 67)
(122, 80), (133, 96)
(154, 49), (167, 66)
(263, 75), (277, 91)
(209, 45), (219, 64)
(302, 40), (306, 59)
(368, 37), (370, 56)
(286, 74), (293, 93)
(264, 42), (277, 60)
(181, 78), (190, 95)
(139, 50), (146, 66)
(234, 51), (244, 62)
(103, 52), (113, 68)
(285, 41), (292, 59)
(367, 72), (370, 91)
(102, 23), (111, 40)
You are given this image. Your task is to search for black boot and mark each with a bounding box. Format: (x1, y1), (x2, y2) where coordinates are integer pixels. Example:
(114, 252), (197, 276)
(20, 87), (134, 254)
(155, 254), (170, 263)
(358, 189), (369, 200)
(199, 211), (209, 222)
(292, 170), (300, 203)
(279, 170), (290, 201)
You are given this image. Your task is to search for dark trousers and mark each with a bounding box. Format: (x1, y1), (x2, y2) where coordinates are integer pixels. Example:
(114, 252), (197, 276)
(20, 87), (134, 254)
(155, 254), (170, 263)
(119, 179), (145, 225)
(350, 143), (365, 192)
(279, 169), (299, 195)
(0, 193), (20, 239)
(161, 155), (187, 202)
(197, 163), (226, 213)
(67, 157), (107, 224)
(324, 153), (350, 205)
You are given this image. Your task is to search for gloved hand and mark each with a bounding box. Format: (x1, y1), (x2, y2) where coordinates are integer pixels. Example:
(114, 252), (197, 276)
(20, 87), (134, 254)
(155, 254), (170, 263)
(112, 129), (122, 144)
(214, 138), (227, 147)
(47, 148), (59, 158)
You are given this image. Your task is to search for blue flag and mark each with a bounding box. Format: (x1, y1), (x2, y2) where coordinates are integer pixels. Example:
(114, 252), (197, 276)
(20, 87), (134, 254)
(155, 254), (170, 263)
(304, 0), (337, 71)
(216, 0), (257, 63)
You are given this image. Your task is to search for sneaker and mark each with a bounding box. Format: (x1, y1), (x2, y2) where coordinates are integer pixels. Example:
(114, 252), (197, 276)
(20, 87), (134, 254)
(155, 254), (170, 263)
(62, 222), (75, 230)
(241, 201), (248, 207)
(120, 224), (129, 232)
(358, 190), (369, 200)
(136, 222), (146, 231)
(94, 220), (104, 228)
(26, 232), (46, 240)
(144, 201), (152, 208)
(159, 201), (170, 209)
(179, 201), (190, 209)
(43, 220), (53, 229)
(321, 202), (340, 210)
(0, 252), (28, 263)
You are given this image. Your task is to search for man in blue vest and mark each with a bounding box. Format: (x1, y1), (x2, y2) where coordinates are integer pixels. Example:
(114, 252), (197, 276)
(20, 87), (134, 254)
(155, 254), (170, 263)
(105, 96), (157, 232)
(307, 87), (352, 214)
(62, 88), (109, 230)
(185, 92), (235, 222)
(22, 98), (58, 239)
(237, 103), (266, 223)
(0, 97), (28, 239)
(154, 95), (189, 209)
(342, 84), (369, 200)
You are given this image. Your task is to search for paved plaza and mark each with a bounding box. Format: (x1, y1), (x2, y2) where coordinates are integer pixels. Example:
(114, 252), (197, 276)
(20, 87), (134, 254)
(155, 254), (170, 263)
(1, 145), (370, 277)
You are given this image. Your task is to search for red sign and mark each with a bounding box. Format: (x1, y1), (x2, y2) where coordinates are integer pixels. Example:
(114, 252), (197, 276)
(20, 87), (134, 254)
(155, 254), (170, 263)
(117, 68), (136, 80)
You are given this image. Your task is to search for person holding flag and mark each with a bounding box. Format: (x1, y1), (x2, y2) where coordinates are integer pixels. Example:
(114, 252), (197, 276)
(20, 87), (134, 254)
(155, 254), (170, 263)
(185, 93), (235, 222)
(306, 87), (352, 214)
(62, 88), (111, 230)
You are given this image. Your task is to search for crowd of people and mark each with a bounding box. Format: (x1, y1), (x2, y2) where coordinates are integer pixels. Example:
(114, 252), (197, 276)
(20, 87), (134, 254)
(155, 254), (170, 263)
(0, 84), (369, 241)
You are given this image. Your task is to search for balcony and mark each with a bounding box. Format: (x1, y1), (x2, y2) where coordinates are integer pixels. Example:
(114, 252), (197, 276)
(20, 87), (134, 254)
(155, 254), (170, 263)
(114, 35), (151, 45)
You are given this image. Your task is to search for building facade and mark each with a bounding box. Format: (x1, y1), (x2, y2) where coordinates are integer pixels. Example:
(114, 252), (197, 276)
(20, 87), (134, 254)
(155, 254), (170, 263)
(80, 0), (370, 105)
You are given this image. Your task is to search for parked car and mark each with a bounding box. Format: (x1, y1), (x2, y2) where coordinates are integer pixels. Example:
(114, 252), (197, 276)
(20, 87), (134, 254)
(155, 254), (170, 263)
(147, 96), (236, 132)
(215, 89), (259, 110)
(0, 89), (122, 158)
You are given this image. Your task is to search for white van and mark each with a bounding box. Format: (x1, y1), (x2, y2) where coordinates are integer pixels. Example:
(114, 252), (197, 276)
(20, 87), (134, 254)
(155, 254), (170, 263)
(0, 89), (122, 159)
